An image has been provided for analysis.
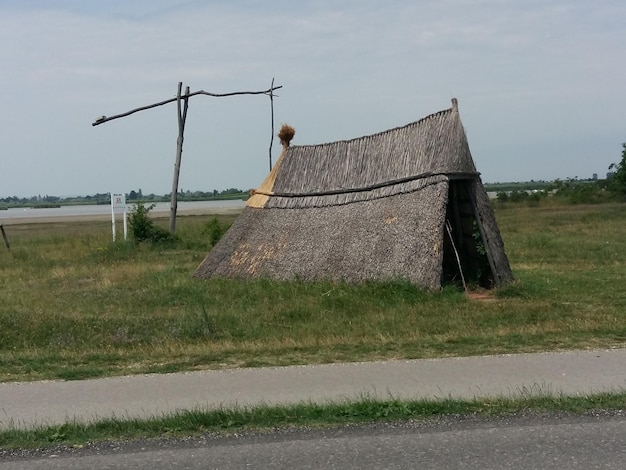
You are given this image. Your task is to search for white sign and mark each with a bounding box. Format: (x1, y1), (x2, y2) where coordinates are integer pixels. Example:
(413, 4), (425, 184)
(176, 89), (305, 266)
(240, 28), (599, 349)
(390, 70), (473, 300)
(110, 192), (128, 241)
(111, 193), (126, 211)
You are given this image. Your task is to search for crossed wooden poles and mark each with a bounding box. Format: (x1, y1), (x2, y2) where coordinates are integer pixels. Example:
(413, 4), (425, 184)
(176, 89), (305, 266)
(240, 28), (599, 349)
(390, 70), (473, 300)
(92, 80), (282, 233)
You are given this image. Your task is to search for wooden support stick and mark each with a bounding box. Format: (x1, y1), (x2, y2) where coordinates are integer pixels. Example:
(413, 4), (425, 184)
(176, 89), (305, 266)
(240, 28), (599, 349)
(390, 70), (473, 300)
(1, 224), (10, 251)
(445, 220), (467, 292)
(269, 78), (275, 171)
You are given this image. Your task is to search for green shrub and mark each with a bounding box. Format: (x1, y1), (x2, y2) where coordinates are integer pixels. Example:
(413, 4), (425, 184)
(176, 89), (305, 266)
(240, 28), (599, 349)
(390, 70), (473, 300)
(496, 191), (509, 202)
(608, 143), (626, 198)
(500, 190), (546, 206)
(552, 180), (614, 204)
(204, 217), (226, 246)
(128, 202), (175, 244)
(508, 190), (528, 203)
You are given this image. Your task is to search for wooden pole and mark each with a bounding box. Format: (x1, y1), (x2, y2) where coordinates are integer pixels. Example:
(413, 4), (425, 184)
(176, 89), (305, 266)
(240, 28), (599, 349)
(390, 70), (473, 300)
(169, 83), (190, 234)
(91, 85), (282, 127)
(269, 77), (275, 171)
(1, 224), (10, 251)
(445, 220), (467, 293)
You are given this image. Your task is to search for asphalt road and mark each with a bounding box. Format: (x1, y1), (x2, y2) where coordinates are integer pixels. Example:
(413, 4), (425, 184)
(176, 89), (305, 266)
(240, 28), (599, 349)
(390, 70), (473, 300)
(1, 349), (625, 431)
(2, 413), (625, 469)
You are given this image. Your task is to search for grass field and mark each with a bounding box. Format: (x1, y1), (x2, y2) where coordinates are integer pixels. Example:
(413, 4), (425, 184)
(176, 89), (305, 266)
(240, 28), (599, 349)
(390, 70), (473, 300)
(0, 202), (625, 382)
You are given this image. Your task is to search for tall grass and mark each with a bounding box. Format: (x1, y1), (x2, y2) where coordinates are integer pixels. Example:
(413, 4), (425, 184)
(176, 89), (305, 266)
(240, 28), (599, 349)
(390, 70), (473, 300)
(0, 204), (625, 382)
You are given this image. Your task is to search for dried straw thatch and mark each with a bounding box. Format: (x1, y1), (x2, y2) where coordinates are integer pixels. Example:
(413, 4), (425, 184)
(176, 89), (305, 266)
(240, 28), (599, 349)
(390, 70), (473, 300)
(194, 99), (513, 289)
(277, 123), (295, 147)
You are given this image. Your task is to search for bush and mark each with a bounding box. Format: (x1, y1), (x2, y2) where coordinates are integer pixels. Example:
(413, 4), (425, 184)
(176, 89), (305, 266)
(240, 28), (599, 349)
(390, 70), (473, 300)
(128, 202), (175, 244)
(204, 217), (226, 247)
(608, 143), (626, 198)
(498, 190), (546, 206)
(551, 180), (614, 204)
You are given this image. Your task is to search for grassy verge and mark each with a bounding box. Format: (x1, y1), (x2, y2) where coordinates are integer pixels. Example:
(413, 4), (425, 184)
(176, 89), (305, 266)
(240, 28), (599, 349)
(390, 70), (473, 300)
(2, 392), (625, 451)
(0, 203), (625, 382)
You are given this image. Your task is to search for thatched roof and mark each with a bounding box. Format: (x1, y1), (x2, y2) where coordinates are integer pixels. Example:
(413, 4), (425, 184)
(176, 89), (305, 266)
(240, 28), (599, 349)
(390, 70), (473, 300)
(195, 99), (513, 289)
(248, 98), (476, 209)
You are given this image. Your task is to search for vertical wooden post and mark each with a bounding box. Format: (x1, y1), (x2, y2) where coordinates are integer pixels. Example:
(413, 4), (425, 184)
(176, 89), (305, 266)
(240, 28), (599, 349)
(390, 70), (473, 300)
(269, 78), (275, 171)
(169, 83), (190, 234)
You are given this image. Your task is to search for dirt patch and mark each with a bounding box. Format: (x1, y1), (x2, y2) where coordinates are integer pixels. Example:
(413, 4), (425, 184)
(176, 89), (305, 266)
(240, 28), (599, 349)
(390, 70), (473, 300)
(466, 291), (497, 302)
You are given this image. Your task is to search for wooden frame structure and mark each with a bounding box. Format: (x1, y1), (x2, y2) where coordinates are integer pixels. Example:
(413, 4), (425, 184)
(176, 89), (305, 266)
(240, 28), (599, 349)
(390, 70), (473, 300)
(92, 80), (282, 233)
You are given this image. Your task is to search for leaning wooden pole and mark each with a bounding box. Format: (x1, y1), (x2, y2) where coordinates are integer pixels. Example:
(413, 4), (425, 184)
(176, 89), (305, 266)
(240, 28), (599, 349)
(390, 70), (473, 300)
(169, 83), (190, 234)
(0, 225), (10, 251)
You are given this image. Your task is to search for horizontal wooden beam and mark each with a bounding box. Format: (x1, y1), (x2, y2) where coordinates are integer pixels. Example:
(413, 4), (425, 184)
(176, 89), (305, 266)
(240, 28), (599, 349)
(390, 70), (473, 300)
(92, 85), (282, 126)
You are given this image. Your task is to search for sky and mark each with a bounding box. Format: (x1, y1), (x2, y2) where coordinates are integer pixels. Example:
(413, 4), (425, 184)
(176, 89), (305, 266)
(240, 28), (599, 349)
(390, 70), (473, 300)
(1, 0), (624, 198)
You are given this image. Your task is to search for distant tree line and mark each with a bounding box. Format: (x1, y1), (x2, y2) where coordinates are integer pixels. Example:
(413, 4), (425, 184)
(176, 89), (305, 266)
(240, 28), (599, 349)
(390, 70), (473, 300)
(4, 144), (626, 208)
(0, 188), (248, 207)
(488, 143), (626, 206)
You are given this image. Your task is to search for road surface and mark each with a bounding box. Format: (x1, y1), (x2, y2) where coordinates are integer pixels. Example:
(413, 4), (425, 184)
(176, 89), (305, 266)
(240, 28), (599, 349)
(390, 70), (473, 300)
(1, 348), (625, 431)
(2, 413), (625, 469)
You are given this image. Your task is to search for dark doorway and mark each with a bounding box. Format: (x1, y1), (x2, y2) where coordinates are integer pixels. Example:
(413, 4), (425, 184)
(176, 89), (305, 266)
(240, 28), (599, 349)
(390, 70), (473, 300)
(441, 180), (494, 289)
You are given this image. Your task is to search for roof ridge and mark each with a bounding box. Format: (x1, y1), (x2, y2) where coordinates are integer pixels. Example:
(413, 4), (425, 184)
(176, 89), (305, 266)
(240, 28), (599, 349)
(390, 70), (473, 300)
(290, 99), (458, 149)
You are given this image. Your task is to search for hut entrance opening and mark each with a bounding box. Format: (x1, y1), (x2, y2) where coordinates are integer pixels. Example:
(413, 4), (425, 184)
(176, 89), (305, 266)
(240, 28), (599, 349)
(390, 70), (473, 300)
(441, 179), (494, 289)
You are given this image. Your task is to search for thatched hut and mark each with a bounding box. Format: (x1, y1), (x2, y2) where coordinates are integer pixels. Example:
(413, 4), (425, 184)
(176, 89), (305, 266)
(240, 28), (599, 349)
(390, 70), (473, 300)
(194, 99), (513, 289)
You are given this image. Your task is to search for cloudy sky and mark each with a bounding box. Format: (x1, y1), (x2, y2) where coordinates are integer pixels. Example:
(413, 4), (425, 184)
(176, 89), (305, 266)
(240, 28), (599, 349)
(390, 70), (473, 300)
(1, 0), (624, 198)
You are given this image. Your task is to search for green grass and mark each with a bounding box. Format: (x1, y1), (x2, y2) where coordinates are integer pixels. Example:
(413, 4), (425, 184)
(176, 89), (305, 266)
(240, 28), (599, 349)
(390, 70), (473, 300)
(0, 203), (625, 382)
(2, 392), (625, 450)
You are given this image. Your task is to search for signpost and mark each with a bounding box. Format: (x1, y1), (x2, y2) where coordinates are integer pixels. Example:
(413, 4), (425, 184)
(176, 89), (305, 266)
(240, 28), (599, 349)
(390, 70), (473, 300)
(111, 193), (128, 242)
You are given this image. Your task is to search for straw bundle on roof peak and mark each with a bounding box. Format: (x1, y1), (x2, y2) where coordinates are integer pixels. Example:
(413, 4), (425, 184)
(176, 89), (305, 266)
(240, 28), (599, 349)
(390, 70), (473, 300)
(278, 124), (296, 147)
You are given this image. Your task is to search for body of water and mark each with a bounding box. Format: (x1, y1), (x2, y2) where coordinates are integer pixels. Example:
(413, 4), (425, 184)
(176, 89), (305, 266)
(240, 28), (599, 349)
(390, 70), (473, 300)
(0, 199), (245, 221)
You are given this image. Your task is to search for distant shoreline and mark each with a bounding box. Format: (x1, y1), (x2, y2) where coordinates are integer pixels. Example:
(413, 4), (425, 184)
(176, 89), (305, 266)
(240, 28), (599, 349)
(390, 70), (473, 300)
(0, 205), (244, 225)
